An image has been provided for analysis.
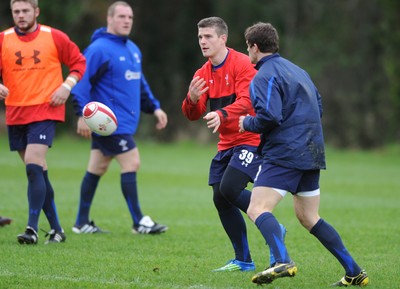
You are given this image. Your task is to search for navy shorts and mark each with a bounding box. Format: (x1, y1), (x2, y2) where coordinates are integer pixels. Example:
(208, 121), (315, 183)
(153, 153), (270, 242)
(92, 134), (136, 156)
(254, 162), (320, 194)
(7, 120), (56, 151)
(208, 145), (262, 185)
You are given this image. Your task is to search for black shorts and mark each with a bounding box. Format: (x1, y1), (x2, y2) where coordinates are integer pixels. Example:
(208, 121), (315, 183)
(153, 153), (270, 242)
(7, 120), (56, 151)
(254, 162), (320, 194)
(208, 145), (262, 185)
(91, 134), (136, 156)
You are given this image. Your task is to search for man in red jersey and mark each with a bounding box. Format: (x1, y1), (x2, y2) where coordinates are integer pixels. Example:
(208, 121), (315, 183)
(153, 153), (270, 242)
(182, 17), (285, 272)
(0, 0), (86, 245)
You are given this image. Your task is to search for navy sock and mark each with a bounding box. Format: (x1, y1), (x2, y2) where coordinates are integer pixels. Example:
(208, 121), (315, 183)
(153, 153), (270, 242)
(269, 223), (286, 266)
(311, 218), (361, 276)
(232, 188), (251, 213)
(75, 172), (100, 226)
(26, 164), (46, 232)
(42, 171), (62, 231)
(226, 185), (280, 265)
(218, 206), (252, 262)
(121, 172), (143, 224)
(255, 212), (291, 264)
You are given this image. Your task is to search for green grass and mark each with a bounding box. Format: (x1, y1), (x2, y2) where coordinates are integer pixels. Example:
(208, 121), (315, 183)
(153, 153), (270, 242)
(0, 135), (399, 288)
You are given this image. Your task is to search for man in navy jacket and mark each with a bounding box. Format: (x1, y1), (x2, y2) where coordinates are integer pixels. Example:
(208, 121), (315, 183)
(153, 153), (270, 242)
(239, 22), (368, 287)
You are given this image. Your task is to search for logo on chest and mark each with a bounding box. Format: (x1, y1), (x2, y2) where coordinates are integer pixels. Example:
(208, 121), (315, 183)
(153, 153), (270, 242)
(125, 70), (141, 80)
(15, 50), (41, 65)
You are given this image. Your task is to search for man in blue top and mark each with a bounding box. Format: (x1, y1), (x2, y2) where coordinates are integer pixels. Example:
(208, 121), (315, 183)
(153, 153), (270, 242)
(239, 22), (368, 287)
(71, 1), (168, 235)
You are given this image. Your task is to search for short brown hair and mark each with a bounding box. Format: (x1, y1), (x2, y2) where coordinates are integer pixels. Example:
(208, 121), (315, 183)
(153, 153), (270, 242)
(107, 1), (131, 17)
(10, 0), (38, 9)
(245, 22), (279, 53)
(197, 17), (228, 37)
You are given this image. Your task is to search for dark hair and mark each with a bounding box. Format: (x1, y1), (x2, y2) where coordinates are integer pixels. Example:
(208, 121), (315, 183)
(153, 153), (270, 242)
(197, 17), (228, 37)
(245, 22), (279, 53)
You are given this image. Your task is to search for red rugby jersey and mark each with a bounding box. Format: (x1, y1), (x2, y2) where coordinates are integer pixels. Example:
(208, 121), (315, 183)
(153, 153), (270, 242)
(182, 48), (260, 151)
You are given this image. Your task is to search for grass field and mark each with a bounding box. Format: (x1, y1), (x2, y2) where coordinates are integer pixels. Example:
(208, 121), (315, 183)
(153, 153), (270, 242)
(0, 135), (399, 289)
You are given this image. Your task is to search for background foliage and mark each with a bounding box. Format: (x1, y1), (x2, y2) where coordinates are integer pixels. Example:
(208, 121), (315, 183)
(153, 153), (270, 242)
(1, 0), (399, 148)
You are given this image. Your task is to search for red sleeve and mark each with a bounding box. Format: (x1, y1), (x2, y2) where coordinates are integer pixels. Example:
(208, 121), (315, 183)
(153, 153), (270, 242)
(181, 67), (209, 121)
(0, 32), (4, 76)
(51, 28), (86, 80)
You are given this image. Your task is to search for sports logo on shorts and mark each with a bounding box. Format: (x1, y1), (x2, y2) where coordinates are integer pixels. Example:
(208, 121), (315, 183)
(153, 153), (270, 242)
(239, 149), (254, 167)
(119, 139), (128, 151)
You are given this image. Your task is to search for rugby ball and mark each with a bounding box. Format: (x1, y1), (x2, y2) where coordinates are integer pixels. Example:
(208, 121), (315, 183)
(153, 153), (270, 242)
(82, 101), (118, 136)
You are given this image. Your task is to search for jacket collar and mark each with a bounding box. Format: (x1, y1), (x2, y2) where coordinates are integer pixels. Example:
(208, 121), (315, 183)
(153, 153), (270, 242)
(255, 53), (280, 70)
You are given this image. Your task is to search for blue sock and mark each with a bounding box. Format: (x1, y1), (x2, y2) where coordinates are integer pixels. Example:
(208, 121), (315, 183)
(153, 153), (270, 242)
(255, 212), (291, 264)
(233, 189), (281, 265)
(42, 171), (62, 231)
(270, 223), (287, 266)
(75, 172), (100, 226)
(311, 218), (362, 276)
(232, 188), (251, 212)
(26, 164), (46, 232)
(218, 206), (252, 263)
(121, 172), (143, 224)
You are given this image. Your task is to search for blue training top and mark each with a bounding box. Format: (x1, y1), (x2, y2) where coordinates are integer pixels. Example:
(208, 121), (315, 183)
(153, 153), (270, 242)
(243, 53), (326, 170)
(72, 27), (160, 135)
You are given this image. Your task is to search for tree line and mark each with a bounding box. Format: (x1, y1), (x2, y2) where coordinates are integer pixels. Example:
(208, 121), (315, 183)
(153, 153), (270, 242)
(1, 0), (399, 148)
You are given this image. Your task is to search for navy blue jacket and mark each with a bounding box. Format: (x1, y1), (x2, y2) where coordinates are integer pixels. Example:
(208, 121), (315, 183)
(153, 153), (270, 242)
(72, 27), (160, 135)
(243, 53), (326, 170)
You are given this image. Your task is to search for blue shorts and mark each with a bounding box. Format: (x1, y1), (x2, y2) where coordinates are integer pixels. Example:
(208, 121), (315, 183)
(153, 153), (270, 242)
(254, 162), (320, 194)
(208, 145), (262, 185)
(92, 134), (136, 156)
(7, 120), (56, 151)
